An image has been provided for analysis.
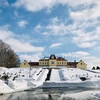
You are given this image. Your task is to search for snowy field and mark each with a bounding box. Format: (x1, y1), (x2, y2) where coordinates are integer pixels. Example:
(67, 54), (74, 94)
(0, 67), (100, 96)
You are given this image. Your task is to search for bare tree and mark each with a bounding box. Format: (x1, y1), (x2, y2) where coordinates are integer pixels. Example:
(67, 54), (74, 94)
(0, 40), (20, 68)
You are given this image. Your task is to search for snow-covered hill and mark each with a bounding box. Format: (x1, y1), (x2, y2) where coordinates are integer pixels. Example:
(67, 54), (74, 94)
(0, 67), (100, 94)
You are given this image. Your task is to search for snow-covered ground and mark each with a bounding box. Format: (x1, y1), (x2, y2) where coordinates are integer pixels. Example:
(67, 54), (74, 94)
(0, 67), (100, 94)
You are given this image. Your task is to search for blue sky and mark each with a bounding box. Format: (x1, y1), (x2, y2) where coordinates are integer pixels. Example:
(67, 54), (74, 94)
(0, 0), (100, 68)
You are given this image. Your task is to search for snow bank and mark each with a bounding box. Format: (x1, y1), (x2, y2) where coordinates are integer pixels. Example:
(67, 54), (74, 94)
(0, 67), (100, 94)
(0, 80), (13, 94)
(60, 90), (100, 100)
(8, 80), (28, 90)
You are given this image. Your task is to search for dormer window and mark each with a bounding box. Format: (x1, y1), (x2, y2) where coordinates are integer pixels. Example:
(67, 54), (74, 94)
(49, 54), (56, 59)
(51, 56), (54, 59)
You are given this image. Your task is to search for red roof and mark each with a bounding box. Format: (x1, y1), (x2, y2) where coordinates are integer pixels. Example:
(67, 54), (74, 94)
(39, 55), (67, 61)
(56, 57), (67, 61)
(39, 59), (49, 61)
(67, 62), (78, 68)
(28, 62), (39, 66)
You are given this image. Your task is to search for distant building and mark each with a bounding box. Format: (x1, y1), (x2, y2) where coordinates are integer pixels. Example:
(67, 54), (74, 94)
(28, 62), (39, 67)
(20, 60), (30, 68)
(20, 60), (39, 68)
(77, 60), (87, 69)
(39, 54), (67, 67)
(20, 54), (87, 69)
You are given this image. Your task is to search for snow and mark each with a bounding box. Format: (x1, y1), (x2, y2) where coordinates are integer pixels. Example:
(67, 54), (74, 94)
(0, 67), (100, 94)
(0, 80), (13, 94)
(60, 90), (100, 100)
(50, 69), (61, 82)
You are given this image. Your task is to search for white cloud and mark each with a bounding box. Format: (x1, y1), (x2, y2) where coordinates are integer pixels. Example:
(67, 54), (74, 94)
(61, 51), (100, 69)
(72, 26), (100, 48)
(69, 0), (100, 23)
(34, 24), (43, 32)
(0, 26), (44, 53)
(58, 0), (95, 7)
(46, 23), (68, 36)
(72, 31), (97, 48)
(83, 56), (100, 69)
(14, 0), (100, 49)
(17, 20), (28, 27)
(14, 0), (56, 12)
(6, 38), (44, 53)
(19, 52), (42, 61)
(0, 26), (14, 39)
(62, 51), (90, 59)
(35, 22), (71, 36)
(13, 0), (100, 22)
(50, 43), (62, 48)
(34, 17), (99, 48)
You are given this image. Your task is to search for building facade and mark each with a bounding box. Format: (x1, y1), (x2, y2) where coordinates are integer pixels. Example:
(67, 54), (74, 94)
(77, 60), (87, 69)
(20, 60), (30, 68)
(39, 54), (67, 67)
(20, 54), (87, 69)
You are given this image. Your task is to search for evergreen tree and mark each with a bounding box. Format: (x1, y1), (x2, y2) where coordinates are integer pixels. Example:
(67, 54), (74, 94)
(92, 66), (95, 70)
(96, 66), (100, 70)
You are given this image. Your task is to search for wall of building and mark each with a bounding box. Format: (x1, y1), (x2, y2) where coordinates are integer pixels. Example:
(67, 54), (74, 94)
(39, 60), (67, 67)
(39, 60), (49, 66)
(77, 60), (87, 69)
(49, 59), (57, 66)
(20, 61), (30, 68)
(57, 61), (67, 66)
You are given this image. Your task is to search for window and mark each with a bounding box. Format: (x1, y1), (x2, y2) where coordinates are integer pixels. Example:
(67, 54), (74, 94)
(24, 63), (26, 65)
(81, 63), (82, 65)
(51, 61), (54, 64)
(51, 56), (54, 59)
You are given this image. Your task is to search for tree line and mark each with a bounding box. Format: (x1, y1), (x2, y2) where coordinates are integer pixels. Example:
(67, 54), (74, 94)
(0, 39), (20, 68)
(92, 66), (100, 70)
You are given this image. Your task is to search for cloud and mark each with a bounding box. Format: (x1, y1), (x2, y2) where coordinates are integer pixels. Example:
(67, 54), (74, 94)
(61, 51), (100, 69)
(83, 56), (100, 69)
(14, 0), (100, 49)
(62, 51), (90, 59)
(50, 43), (62, 48)
(6, 38), (44, 53)
(0, 26), (44, 53)
(34, 24), (43, 32)
(72, 30), (97, 48)
(13, 0), (97, 12)
(17, 20), (28, 27)
(0, 26), (14, 39)
(58, 0), (95, 7)
(35, 20), (71, 36)
(19, 52), (42, 61)
(13, 0), (56, 12)
(34, 15), (99, 48)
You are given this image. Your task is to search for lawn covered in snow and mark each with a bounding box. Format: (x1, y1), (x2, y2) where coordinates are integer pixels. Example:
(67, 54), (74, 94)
(0, 67), (100, 94)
